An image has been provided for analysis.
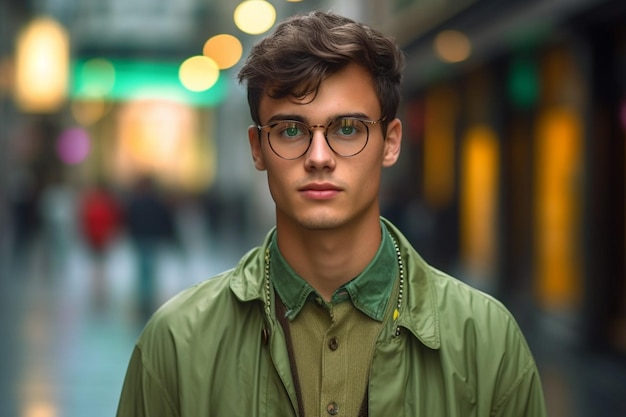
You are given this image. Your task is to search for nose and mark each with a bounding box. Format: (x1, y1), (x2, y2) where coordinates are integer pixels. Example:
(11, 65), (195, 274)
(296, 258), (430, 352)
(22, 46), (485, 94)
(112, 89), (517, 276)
(304, 128), (335, 170)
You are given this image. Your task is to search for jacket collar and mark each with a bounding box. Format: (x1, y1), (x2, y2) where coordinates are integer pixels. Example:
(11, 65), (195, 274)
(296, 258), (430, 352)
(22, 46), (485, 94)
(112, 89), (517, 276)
(229, 217), (441, 350)
(382, 218), (441, 349)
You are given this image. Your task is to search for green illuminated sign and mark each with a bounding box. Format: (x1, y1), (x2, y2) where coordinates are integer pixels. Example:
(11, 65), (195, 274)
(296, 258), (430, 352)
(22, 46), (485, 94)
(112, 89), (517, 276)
(508, 55), (538, 109)
(70, 58), (229, 107)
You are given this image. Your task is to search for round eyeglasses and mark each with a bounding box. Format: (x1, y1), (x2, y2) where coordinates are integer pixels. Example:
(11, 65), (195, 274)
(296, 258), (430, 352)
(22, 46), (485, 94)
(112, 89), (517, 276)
(257, 117), (385, 160)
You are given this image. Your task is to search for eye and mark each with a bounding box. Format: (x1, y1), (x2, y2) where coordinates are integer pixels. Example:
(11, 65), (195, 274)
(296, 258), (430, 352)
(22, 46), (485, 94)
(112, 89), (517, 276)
(284, 125), (300, 137)
(331, 118), (362, 137)
(275, 122), (307, 139)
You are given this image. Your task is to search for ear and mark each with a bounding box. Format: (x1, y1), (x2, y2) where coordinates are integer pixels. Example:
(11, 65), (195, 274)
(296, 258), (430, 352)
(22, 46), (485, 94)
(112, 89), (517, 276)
(248, 125), (267, 171)
(382, 118), (402, 167)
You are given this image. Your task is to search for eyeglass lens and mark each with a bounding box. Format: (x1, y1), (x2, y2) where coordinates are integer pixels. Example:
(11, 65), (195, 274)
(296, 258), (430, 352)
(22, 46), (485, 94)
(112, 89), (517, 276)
(267, 118), (369, 159)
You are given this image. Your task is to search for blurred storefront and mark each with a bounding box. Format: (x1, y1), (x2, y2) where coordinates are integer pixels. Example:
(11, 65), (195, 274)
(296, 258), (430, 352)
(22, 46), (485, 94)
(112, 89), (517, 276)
(368, 0), (626, 358)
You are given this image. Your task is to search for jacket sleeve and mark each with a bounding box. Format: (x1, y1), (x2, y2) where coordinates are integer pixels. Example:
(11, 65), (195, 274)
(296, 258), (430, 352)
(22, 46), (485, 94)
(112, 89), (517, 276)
(116, 345), (179, 417)
(492, 359), (547, 417)
(488, 311), (547, 417)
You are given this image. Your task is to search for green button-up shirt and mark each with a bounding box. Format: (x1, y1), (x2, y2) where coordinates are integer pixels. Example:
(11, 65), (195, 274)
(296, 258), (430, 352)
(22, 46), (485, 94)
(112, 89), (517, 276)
(270, 221), (398, 321)
(270, 222), (399, 417)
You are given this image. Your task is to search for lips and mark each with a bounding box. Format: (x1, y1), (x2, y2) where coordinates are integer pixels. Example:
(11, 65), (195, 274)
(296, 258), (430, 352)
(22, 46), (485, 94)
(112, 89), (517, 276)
(300, 183), (341, 191)
(299, 183), (342, 199)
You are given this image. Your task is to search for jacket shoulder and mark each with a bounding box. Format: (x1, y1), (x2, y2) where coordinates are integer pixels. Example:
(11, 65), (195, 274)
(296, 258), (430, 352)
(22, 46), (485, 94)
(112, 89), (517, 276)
(143, 243), (267, 334)
(139, 268), (237, 345)
(429, 266), (514, 323)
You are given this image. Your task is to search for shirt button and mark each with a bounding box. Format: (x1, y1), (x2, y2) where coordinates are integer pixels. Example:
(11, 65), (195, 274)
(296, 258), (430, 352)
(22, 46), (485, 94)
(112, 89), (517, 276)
(327, 402), (339, 415)
(328, 337), (339, 351)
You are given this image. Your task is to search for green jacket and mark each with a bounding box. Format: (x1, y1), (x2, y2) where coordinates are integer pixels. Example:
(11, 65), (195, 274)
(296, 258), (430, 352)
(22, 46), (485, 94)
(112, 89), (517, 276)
(117, 219), (546, 417)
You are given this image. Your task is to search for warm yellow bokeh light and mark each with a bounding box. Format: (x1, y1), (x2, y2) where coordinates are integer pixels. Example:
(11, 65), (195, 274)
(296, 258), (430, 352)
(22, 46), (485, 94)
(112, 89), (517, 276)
(234, 0), (276, 35)
(434, 30), (472, 63)
(460, 124), (500, 280)
(203, 34), (243, 69)
(23, 401), (57, 417)
(113, 100), (216, 192)
(179, 56), (219, 92)
(15, 16), (69, 113)
(534, 107), (582, 308)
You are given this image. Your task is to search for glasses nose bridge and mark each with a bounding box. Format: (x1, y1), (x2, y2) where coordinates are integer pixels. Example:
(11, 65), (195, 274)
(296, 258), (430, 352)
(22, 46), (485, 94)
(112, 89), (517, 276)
(307, 123), (328, 139)
(304, 123), (334, 157)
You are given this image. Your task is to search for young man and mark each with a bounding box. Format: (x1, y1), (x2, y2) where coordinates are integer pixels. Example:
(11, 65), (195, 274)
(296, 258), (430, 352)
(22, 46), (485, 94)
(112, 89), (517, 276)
(116, 11), (547, 417)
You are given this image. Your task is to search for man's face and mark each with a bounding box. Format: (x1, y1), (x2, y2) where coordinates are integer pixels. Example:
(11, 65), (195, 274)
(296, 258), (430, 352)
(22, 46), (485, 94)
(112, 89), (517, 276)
(248, 63), (402, 231)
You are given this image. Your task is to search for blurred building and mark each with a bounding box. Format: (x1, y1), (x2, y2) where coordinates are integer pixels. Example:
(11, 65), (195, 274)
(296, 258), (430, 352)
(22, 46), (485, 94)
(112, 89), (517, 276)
(0, 0), (325, 260)
(360, 0), (626, 358)
(1, 0), (624, 353)
(1, 0), (625, 416)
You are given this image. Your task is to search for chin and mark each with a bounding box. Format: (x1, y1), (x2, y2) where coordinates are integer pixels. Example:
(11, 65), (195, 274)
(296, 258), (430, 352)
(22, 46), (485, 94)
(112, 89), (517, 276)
(296, 216), (342, 230)
(299, 218), (342, 231)
(282, 204), (376, 232)
(293, 211), (346, 231)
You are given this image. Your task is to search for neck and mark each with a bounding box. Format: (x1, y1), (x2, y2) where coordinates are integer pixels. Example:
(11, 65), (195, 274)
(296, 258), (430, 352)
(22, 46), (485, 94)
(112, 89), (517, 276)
(275, 215), (382, 301)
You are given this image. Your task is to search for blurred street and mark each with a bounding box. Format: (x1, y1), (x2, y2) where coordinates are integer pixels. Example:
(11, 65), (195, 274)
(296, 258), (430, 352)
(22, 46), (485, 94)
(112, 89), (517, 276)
(1, 221), (625, 417)
(0, 214), (247, 417)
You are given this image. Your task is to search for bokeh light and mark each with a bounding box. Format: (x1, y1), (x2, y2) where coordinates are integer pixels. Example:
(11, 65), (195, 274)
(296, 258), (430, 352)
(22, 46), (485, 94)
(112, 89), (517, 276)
(508, 55), (539, 109)
(70, 99), (110, 126)
(14, 17), (69, 113)
(23, 401), (57, 417)
(434, 30), (472, 63)
(203, 34), (243, 70)
(56, 127), (91, 165)
(179, 56), (219, 92)
(81, 58), (116, 97)
(234, 0), (276, 35)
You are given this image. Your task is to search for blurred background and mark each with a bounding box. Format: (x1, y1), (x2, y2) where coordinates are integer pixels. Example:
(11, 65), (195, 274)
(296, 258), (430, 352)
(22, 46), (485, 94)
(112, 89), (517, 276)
(0, 0), (625, 416)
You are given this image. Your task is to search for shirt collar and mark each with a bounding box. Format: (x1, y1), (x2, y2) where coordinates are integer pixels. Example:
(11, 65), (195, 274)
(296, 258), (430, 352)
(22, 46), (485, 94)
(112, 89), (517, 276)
(270, 221), (398, 321)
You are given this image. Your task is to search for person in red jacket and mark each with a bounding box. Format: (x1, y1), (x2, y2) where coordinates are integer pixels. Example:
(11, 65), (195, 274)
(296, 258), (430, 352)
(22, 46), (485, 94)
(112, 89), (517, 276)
(79, 182), (122, 309)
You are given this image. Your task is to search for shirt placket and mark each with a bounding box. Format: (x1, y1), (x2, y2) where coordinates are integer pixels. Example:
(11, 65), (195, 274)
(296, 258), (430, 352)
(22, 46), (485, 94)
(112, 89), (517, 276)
(319, 302), (349, 416)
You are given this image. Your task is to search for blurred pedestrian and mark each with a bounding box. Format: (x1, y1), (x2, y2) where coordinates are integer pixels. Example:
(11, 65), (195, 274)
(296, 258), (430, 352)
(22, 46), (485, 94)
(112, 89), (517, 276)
(79, 181), (122, 310)
(125, 175), (176, 320)
(117, 11), (547, 417)
(8, 168), (41, 272)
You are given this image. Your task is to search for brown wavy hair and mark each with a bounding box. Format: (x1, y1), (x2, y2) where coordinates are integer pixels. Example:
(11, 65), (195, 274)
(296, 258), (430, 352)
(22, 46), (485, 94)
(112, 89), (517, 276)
(237, 11), (405, 131)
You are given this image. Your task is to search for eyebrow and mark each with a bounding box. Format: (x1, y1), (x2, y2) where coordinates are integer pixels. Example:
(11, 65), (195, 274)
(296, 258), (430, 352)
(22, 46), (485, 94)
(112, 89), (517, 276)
(264, 112), (373, 125)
